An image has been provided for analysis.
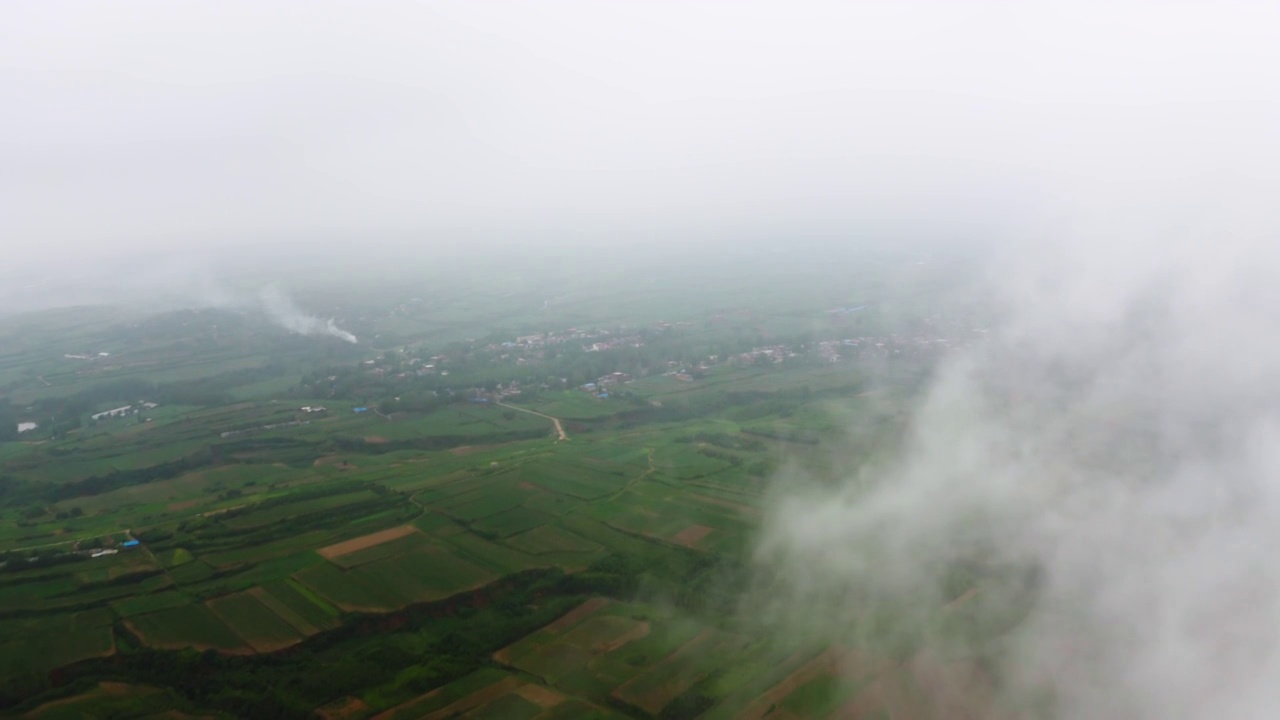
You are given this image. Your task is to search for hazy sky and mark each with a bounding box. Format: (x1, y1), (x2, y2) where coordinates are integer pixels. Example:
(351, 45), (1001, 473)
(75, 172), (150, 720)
(5, 1), (1279, 273)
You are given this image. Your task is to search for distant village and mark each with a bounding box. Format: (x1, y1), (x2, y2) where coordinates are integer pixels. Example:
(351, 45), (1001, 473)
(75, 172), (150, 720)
(323, 308), (987, 406)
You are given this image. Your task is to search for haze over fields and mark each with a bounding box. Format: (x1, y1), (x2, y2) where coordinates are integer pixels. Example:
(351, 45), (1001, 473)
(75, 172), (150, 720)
(4, 2), (1280, 718)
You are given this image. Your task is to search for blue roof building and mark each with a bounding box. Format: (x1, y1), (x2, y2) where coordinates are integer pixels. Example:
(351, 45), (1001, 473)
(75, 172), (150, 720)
(353, 407), (368, 413)
(122, 540), (140, 548)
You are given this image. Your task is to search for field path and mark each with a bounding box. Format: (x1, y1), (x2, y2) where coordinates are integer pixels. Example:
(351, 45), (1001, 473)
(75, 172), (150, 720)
(495, 401), (568, 441)
(602, 448), (655, 506)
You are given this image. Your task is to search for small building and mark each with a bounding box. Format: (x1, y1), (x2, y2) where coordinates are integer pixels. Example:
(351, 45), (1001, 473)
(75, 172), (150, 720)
(121, 540), (140, 548)
(353, 407), (368, 413)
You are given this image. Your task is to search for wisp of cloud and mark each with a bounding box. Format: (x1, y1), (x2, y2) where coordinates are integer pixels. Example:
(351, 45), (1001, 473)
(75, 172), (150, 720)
(749, 133), (1280, 720)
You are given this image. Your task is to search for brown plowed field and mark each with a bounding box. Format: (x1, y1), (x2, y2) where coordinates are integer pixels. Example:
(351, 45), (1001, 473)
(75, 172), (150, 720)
(515, 683), (565, 708)
(317, 525), (419, 559)
(672, 524), (713, 547)
(544, 597), (611, 633)
(371, 677), (524, 720)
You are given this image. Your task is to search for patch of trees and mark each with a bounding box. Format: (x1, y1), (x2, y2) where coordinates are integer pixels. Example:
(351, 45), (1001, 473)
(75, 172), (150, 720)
(0, 550), (89, 575)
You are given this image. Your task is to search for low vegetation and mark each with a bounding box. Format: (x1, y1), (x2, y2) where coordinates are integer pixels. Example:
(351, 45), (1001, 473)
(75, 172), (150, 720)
(0, 253), (1023, 718)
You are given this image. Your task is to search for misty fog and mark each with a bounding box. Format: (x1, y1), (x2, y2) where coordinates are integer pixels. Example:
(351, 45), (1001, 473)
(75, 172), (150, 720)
(6, 2), (1280, 718)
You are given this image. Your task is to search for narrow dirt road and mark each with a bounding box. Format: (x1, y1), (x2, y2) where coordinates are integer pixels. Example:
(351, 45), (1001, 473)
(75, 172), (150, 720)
(495, 401), (568, 441)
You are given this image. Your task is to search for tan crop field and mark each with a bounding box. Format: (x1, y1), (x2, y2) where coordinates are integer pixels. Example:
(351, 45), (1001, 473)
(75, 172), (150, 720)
(316, 524), (420, 559)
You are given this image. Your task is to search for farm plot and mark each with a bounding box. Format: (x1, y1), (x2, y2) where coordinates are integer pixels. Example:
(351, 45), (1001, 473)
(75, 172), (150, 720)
(294, 562), (402, 612)
(359, 548), (494, 602)
(317, 523), (420, 559)
(0, 610), (115, 679)
(199, 529), (335, 569)
(296, 545), (495, 613)
(436, 487), (528, 522)
(73, 549), (162, 584)
(372, 666), (629, 720)
(318, 525), (428, 567)
(650, 444), (735, 480)
(126, 603), (250, 653)
(207, 590), (308, 652)
(505, 524), (602, 557)
(439, 530), (542, 575)
(110, 590), (194, 618)
(259, 579), (340, 631)
(371, 668), (516, 720)
(220, 489), (382, 530)
(497, 598), (732, 716)
(472, 507), (555, 538)
(612, 629), (754, 715)
(709, 646), (885, 720)
(518, 462), (629, 500)
(22, 682), (172, 720)
(591, 485), (754, 550)
(520, 392), (626, 421)
(0, 575), (82, 610)
(493, 598), (611, 665)
(520, 490), (584, 518)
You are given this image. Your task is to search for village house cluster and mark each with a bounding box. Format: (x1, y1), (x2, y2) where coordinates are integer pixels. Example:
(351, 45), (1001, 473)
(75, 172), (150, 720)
(580, 371), (633, 398)
(90, 401), (159, 421)
(325, 311), (985, 407)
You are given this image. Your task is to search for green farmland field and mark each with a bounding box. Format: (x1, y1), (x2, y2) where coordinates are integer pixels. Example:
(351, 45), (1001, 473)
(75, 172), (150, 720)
(126, 604), (249, 652)
(207, 591), (307, 651)
(0, 245), (997, 719)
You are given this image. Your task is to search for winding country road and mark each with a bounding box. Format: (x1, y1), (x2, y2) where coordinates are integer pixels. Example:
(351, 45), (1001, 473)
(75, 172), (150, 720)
(495, 401), (568, 441)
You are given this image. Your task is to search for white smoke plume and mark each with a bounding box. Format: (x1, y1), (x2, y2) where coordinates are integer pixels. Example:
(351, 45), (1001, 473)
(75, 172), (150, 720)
(257, 285), (358, 344)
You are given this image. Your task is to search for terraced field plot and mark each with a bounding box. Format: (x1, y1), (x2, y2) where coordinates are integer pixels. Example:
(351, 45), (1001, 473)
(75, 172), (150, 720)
(0, 610), (116, 678)
(22, 682), (172, 720)
(258, 579), (340, 631)
(494, 598), (760, 717)
(317, 523), (421, 561)
(296, 543), (495, 612)
(126, 604), (250, 653)
(371, 667), (629, 720)
(110, 590), (194, 618)
(505, 524), (603, 558)
(207, 590), (308, 652)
